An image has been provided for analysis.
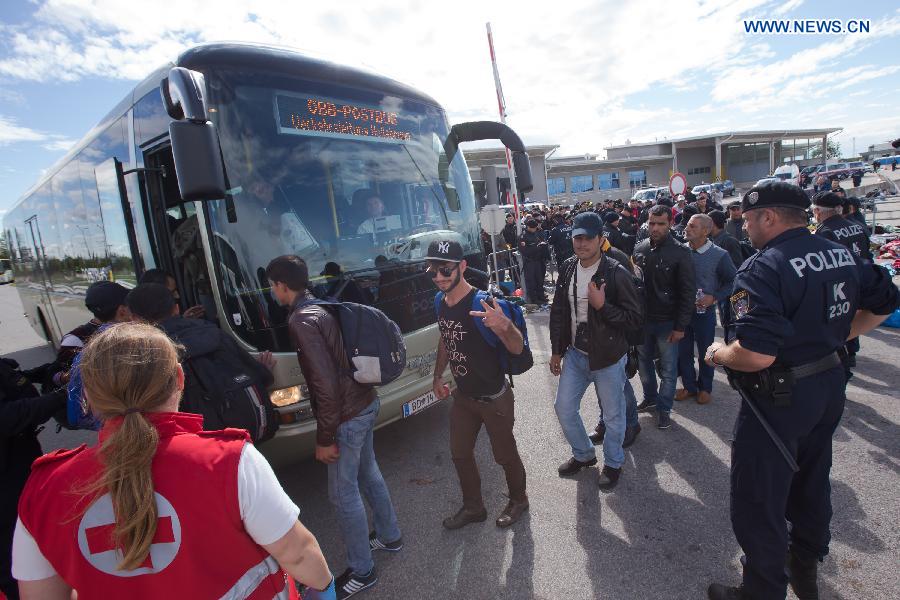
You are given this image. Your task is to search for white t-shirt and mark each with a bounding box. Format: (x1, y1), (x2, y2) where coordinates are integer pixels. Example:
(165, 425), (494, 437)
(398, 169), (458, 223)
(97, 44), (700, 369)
(12, 443), (300, 581)
(569, 258), (602, 348)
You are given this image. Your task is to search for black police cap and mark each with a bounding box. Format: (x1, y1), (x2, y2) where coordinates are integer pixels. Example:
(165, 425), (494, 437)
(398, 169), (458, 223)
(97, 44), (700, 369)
(740, 181), (810, 213)
(811, 191), (843, 209)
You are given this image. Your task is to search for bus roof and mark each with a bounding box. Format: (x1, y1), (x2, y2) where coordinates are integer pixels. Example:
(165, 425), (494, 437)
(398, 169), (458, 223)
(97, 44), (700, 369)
(6, 42), (442, 215)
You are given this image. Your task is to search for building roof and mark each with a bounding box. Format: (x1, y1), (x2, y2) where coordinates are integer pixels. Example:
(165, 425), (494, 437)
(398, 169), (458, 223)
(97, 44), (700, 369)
(547, 154), (673, 175)
(604, 128), (843, 151)
(462, 144), (559, 168)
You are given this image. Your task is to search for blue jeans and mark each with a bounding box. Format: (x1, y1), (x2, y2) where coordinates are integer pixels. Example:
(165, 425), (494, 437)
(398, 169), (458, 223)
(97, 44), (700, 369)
(677, 309), (717, 393)
(554, 349), (627, 469)
(637, 320), (679, 415)
(328, 398), (401, 575)
(598, 379), (639, 428)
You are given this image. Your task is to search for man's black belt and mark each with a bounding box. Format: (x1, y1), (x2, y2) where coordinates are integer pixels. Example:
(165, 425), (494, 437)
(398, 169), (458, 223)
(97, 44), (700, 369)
(779, 351), (842, 379)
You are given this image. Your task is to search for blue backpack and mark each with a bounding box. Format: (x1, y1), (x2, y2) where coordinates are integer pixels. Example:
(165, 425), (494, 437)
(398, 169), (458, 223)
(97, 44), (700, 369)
(433, 289), (534, 385)
(300, 299), (407, 386)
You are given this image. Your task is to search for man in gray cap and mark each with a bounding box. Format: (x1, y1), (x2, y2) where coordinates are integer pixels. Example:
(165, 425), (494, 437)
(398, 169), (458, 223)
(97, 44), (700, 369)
(725, 200), (747, 241)
(705, 182), (899, 600)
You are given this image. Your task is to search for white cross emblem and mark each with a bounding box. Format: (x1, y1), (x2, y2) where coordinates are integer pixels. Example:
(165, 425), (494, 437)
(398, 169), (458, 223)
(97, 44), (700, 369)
(77, 492), (182, 576)
(437, 241), (450, 254)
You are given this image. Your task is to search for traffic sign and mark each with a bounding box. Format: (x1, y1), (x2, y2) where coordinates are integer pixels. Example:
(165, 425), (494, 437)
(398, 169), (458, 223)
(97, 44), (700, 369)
(480, 204), (507, 235)
(669, 172), (687, 196)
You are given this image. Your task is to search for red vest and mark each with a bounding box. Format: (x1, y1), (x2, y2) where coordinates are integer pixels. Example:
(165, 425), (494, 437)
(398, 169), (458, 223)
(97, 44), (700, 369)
(18, 413), (296, 600)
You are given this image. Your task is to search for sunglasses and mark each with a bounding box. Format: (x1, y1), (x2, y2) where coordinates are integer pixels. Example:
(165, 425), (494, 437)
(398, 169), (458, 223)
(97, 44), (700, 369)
(426, 262), (459, 278)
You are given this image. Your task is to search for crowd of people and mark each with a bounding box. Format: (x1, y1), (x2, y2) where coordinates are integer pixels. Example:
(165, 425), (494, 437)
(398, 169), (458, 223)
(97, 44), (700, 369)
(1, 178), (899, 600)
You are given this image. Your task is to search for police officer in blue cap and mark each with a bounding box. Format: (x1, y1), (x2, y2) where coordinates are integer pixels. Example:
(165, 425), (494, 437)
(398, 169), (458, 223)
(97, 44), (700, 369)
(704, 182), (899, 600)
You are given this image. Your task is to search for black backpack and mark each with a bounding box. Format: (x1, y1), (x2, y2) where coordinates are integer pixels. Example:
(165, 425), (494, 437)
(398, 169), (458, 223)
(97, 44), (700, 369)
(602, 258), (646, 347)
(181, 332), (279, 445)
(300, 299), (407, 386)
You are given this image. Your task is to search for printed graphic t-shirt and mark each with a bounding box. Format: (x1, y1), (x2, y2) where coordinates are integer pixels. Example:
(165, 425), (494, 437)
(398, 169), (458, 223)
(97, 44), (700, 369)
(437, 288), (505, 397)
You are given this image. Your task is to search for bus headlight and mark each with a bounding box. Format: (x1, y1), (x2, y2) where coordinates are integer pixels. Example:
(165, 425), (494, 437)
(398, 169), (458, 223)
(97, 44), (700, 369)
(270, 386), (303, 407)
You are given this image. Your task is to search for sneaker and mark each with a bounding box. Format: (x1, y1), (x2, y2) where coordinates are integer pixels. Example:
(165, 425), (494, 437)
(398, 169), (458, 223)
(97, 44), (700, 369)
(637, 399), (657, 413)
(557, 456), (597, 476)
(657, 412), (672, 429)
(368, 531), (403, 552)
(335, 567), (377, 599)
(622, 424), (641, 448)
(589, 422), (606, 445)
(597, 465), (621, 491)
(495, 498), (529, 528)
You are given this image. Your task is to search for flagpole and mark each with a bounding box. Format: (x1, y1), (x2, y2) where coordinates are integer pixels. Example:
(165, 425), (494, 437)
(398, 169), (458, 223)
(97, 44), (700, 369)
(486, 22), (522, 238)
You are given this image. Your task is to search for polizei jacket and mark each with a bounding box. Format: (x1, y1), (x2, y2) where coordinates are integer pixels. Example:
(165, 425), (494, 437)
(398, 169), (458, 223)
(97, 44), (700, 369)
(549, 254), (643, 369)
(632, 233), (696, 332)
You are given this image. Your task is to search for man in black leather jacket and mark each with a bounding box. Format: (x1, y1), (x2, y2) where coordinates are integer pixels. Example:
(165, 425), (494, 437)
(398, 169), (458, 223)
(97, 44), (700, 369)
(548, 212), (643, 490)
(631, 205), (696, 429)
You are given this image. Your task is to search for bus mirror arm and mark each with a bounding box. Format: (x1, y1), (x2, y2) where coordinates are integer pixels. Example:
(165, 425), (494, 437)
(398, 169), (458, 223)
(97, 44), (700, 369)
(444, 121), (534, 194)
(162, 67), (209, 122)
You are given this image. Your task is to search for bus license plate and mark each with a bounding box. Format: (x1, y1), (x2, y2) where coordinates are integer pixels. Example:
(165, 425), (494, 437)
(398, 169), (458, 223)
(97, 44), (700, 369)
(402, 390), (440, 418)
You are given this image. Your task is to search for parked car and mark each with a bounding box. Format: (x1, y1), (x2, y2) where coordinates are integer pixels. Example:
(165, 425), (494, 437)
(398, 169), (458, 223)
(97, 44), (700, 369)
(773, 164), (800, 186)
(709, 180), (736, 198)
(755, 176), (780, 187)
(632, 186), (672, 203)
(691, 183), (713, 196)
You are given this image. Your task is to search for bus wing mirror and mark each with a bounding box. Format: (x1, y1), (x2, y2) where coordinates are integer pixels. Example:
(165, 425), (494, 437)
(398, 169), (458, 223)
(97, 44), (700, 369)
(162, 67), (208, 122)
(445, 121), (534, 194)
(169, 121), (227, 201)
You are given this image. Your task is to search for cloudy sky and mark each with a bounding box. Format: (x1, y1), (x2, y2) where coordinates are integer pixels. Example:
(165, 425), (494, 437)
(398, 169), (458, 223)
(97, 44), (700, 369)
(1, 0), (899, 215)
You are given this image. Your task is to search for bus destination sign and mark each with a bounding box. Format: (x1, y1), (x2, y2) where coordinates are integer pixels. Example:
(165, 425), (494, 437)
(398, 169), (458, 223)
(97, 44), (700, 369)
(276, 93), (414, 142)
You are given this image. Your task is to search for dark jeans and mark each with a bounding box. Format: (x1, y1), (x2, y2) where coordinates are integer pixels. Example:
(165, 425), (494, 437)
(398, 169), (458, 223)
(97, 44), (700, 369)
(677, 310), (717, 393)
(523, 261), (546, 304)
(636, 321), (679, 414)
(731, 368), (845, 599)
(450, 388), (527, 511)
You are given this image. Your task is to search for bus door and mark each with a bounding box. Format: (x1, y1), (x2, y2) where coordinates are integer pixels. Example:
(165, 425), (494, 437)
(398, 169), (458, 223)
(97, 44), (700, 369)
(142, 143), (214, 317)
(23, 215), (62, 340)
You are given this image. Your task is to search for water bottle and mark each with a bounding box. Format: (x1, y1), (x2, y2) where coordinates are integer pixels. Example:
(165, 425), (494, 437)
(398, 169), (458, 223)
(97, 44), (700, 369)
(696, 288), (707, 314)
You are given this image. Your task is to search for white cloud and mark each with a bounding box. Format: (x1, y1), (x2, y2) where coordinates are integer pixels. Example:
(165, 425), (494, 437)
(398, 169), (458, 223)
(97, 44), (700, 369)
(0, 115), (74, 153)
(772, 0), (804, 16)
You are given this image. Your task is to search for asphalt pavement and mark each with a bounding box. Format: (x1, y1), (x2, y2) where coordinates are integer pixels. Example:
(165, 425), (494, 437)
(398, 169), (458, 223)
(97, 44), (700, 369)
(1, 283), (898, 599)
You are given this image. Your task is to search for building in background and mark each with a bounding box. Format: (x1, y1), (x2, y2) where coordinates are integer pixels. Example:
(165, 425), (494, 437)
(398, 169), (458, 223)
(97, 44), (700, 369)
(464, 128), (841, 206)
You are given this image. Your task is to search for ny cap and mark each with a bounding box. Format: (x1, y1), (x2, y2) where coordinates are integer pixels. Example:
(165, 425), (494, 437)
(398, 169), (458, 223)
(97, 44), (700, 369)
(426, 240), (463, 263)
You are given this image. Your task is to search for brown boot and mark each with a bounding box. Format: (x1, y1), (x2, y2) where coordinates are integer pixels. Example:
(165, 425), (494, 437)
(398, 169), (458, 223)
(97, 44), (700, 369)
(675, 388), (697, 401)
(495, 498), (529, 528)
(442, 507), (487, 530)
(697, 391), (712, 405)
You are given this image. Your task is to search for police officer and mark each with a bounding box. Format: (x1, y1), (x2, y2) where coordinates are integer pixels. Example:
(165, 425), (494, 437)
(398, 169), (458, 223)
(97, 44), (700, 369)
(812, 191), (873, 373)
(519, 218), (549, 305)
(0, 357), (66, 599)
(704, 182), (899, 600)
(548, 214), (574, 275)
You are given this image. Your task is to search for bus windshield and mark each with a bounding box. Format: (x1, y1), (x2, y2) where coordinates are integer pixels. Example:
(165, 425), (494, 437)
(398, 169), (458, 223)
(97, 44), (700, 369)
(203, 69), (481, 349)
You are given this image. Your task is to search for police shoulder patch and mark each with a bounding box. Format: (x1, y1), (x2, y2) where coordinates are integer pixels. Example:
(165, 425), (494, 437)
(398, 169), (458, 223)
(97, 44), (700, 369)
(730, 289), (751, 320)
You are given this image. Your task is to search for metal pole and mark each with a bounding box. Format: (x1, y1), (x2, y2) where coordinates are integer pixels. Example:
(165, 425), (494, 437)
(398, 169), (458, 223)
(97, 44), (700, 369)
(486, 23), (521, 238)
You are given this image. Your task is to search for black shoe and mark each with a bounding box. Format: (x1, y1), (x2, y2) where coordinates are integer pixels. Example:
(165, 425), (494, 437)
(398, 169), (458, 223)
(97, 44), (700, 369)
(787, 548), (819, 599)
(707, 583), (748, 600)
(622, 424), (641, 448)
(368, 530), (403, 552)
(597, 465), (621, 491)
(657, 412), (672, 429)
(637, 399), (657, 413)
(442, 507), (488, 530)
(557, 456), (597, 476)
(588, 422), (606, 445)
(335, 567), (377, 599)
